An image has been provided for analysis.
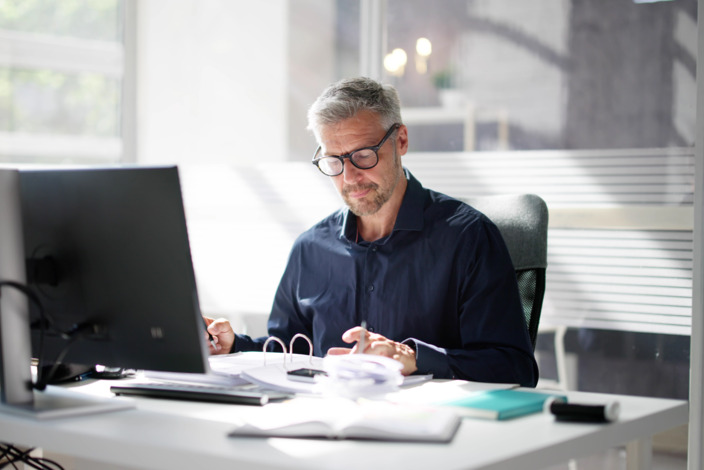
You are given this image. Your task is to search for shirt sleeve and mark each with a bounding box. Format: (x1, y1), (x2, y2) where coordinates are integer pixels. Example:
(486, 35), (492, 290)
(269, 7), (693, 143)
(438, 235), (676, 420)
(405, 218), (539, 387)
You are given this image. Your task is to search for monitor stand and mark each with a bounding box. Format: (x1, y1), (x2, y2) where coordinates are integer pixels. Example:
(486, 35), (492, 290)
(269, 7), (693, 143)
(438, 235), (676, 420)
(0, 291), (135, 420)
(0, 386), (134, 420)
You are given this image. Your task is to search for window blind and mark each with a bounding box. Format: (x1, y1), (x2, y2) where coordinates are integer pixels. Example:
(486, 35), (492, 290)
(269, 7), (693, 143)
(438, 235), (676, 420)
(404, 147), (695, 335)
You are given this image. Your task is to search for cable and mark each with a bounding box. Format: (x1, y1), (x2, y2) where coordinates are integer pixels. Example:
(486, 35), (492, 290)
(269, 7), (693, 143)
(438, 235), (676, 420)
(34, 333), (81, 391)
(0, 281), (45, 322)
(0, 281), (84, 391)
(0, 443), (65, 470)
(0, 281), (64, 335)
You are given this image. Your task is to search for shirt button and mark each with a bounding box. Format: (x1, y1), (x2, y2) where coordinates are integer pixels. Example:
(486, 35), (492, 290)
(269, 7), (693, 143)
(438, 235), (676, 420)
(367, 285), (374, 292)
(371, 246), (378, 252)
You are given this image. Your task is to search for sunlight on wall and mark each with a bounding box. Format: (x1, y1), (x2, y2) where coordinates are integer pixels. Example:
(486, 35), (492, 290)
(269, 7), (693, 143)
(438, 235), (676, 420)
(136, 0), (289, 166)
(179, 163), (341, 326)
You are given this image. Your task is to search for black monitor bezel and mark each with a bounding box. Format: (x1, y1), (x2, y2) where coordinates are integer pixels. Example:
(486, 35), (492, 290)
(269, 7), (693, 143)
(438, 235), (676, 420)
(1, 165), (210, 400)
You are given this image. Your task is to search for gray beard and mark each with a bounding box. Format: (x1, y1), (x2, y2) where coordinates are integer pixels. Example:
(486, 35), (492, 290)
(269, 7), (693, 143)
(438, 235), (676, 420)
(343, 183), (387, 216)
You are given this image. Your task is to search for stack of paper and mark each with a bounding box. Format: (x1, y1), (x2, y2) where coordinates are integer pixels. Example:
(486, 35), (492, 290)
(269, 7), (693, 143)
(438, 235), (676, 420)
(144, 351), (321, 389)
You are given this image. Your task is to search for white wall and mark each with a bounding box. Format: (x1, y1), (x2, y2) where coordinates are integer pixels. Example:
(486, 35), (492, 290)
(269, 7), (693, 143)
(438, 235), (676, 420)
(133, 0), (293, 333)
(131, 1), (347, 335)
(135, 0), (289, 166)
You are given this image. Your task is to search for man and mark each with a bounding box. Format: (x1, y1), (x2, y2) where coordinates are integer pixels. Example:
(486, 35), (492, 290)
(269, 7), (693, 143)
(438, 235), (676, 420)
(207, 77), (538, 386)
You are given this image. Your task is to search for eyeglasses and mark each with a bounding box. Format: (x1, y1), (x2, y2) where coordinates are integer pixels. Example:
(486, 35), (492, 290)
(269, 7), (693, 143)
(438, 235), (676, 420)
(311, 123), (401, 177)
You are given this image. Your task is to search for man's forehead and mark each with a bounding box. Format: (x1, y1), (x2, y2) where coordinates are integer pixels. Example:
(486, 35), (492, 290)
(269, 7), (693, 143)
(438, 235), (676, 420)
(319, 115), (383, 154)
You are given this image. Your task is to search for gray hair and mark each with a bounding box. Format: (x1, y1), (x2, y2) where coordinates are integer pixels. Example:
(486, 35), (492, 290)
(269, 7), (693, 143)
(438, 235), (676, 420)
(307, 77), (402, 138)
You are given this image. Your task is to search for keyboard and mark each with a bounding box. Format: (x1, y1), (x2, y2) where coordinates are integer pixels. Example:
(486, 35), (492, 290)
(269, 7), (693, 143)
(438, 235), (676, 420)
(110, 382), (290, 406)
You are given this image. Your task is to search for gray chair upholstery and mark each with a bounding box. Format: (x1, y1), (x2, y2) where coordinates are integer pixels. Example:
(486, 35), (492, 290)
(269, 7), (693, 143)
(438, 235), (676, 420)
(463, 194), (549, 350)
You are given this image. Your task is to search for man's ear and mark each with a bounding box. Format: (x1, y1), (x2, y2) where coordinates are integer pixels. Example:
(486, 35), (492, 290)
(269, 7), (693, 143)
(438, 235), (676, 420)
(396, 124), (409, 155)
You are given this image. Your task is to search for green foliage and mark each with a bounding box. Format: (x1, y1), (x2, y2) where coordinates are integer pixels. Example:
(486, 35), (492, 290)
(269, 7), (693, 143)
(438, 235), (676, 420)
(0, 0), (120, 41)
(0, 0), (122, 137)
(0, 68), (119, 136)
(432, 68), (455, 89)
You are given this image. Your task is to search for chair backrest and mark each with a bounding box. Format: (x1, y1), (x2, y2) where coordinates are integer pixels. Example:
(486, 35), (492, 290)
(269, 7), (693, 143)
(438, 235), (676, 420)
(463, 194), (549, 350)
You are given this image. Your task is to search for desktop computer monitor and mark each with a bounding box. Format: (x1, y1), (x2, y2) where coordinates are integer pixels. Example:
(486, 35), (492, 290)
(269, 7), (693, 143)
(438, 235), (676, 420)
(0, 166), (210, 417)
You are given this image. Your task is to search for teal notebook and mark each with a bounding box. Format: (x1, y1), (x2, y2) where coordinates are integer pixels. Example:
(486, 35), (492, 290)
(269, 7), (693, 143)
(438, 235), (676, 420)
(439, 389), (566, 420)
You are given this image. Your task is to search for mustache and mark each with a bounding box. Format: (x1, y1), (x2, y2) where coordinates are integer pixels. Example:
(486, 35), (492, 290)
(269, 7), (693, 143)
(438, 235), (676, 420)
(342, 183), (377, 197)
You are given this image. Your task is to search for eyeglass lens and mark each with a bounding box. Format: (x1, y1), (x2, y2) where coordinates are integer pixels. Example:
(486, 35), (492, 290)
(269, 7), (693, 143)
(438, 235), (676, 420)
(317, 149), (377, 176)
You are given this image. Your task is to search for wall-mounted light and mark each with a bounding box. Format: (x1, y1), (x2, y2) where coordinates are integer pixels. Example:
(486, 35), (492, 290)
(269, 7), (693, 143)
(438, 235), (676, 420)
(415, 37), (432, 74)
(416, 38), (432, 56)
(384, 48), (408, 76)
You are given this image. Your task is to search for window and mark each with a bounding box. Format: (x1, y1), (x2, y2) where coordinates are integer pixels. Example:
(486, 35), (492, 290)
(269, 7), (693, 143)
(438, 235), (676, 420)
(381, 0), (696, 153)
(373, 0), (697, 403)
(0, 0), (131, 164)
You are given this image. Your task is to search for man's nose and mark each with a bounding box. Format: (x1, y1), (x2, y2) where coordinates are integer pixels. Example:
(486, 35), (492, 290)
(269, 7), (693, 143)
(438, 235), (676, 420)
(342, 160), (363, 183)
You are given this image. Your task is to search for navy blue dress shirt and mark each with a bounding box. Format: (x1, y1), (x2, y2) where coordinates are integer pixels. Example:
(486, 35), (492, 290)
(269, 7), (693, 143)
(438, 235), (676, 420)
(234, 170), (538, 387)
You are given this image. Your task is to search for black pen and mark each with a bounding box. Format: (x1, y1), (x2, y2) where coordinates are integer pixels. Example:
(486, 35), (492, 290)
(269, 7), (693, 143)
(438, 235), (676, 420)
(202, 317), (218, 350)
(357, 320), (367, 354)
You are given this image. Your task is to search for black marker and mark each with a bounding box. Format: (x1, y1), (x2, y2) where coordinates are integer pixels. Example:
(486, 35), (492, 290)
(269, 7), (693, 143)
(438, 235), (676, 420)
(549, 400), (620, 423)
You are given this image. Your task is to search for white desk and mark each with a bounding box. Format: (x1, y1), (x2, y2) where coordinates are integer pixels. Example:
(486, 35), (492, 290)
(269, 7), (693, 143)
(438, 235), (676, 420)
(0, 380), (688, 470)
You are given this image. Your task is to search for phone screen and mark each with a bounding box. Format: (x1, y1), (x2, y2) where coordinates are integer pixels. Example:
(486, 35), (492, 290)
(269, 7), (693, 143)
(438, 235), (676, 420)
(286, 367), (328, 382)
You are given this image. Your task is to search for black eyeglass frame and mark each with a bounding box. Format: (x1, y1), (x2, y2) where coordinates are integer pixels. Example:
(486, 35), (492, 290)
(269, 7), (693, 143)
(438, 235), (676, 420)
(311, 123), (401, 176)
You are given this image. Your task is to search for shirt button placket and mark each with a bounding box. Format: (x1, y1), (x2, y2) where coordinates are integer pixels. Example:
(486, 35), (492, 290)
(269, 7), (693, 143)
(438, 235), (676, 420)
(368, 244), (377, 293)
(362, 243), (377, 325)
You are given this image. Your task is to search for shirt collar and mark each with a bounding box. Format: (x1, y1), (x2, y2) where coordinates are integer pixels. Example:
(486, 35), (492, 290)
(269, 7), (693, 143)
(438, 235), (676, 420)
(341, 168), (425, 241)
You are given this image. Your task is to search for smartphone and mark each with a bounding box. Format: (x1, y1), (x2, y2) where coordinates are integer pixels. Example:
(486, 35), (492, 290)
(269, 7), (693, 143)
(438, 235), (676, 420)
(286, 367), (328, 383)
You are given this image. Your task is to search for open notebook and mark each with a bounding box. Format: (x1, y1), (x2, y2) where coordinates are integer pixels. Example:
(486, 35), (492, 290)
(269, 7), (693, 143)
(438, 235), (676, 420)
(227, 396), (461, 442)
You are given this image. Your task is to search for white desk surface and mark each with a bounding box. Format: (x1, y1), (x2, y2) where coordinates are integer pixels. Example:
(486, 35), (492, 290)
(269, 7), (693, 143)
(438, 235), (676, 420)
(0, 378), (688, 470)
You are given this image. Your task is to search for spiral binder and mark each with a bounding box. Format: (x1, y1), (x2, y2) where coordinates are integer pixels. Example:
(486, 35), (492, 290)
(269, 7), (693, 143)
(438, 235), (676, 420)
(261, 333), (315, 370)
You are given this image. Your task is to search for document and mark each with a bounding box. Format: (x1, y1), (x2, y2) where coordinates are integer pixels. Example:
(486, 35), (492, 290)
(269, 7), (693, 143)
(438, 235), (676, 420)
(144, 351), (319, 388)
(241, 354), (432, 395)
(240, 355), (326, 394)
(147, 352), (432, 395)
(227, 397), (461, 442)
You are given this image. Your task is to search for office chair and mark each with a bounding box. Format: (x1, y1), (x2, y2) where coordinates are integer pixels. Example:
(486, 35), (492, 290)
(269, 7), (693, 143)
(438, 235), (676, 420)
(463, 194), (549, 350)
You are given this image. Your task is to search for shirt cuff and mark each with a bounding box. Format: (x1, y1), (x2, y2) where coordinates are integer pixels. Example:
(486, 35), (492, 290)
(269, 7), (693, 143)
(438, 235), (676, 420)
(232, 333), (259, 353)
(402, 338), (455, 379)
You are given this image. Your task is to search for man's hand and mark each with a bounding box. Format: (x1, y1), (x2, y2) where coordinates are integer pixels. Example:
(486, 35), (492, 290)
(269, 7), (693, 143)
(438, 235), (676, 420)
(327, 326), (418, 376)
(203, 316), (235, 355)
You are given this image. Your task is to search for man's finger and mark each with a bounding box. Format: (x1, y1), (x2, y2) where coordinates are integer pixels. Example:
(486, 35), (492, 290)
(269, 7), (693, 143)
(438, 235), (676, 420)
(327, 347), (353, 355)
(341, 326), (365, 343)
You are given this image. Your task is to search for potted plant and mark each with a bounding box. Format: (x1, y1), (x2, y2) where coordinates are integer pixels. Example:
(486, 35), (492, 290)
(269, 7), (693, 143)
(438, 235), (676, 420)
(432, 67), (465, 108)
(433, 68), (454, 90)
